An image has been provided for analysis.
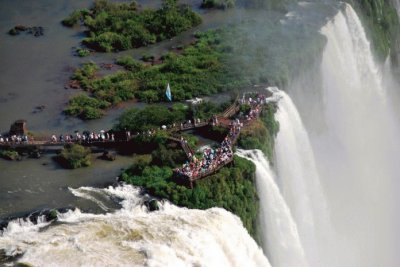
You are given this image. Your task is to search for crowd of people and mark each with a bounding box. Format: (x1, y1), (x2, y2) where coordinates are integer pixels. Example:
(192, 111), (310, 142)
(175, 92), (268, 180)
(175, 136), (234, 179)
(0, 134), (29, 144)
(50, 131), (116, 143)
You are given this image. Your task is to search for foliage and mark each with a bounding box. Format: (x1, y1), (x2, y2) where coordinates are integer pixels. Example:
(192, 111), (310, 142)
(76, 48), (91, 57)
(114, 98), (232, 130)
(116, 55), (144, 71)
(142, 53), (155, 62)
(71, 61), (99, 89)
(65, 29), (249, 119)
(151, 144), (187, 167)
(64, 0), (201, 52)
(58, 144), (91, 169)
(130, 154), (153, 174)
(201, 0), (236, 9)
(238, 103), (279, 161)
(64, 94), (107, 120)
(0, 150), (20, 161)
(62, 9), (90, 27)
(66, 20), (324, 118)
(121, 155), (260, 239)
(189, 100), (229, 120)
(115, 105), (187, 132)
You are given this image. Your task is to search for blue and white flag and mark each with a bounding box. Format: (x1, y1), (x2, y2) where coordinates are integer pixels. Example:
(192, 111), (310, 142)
(166, 83), (172, 101)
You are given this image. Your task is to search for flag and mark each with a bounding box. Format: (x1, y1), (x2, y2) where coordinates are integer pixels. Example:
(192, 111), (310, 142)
(166, 83), (172, 101)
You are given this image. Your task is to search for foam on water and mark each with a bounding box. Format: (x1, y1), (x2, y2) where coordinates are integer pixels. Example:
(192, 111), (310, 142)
(0, 185), (270, 267)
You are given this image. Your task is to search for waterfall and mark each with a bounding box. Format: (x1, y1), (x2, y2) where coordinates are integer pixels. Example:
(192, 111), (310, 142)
(394, 0), (400, 17)
(0, 185), (271, 267)
(272, 88), (331, 266)
(300, 3), (399, 266)
(236, 149), (308, 267)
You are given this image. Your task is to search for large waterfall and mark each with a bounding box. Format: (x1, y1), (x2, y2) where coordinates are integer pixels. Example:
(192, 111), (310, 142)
(296, 3), (399, 266)
(237, 149), (308, 267)
(0, 185), (271, 267)
(273, 89), (331, 266)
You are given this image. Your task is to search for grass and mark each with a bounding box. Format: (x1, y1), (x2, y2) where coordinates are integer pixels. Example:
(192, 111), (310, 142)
(63, 0), (201, 52)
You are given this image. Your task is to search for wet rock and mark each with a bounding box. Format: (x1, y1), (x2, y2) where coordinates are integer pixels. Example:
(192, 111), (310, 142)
(99, 151), (116, 161)
(47, 209), (58, 221)
(145, 199), (160, 212)
(8, 28), (19, 35)
(8, 25), (44, 37)
(36, 105), (46, 110)
(28, 26), (44, 37)
(15, 25), (28, 31)
(16, 263), (35, 267)
(100, 63), (114, 70)
(68, 79), (80, 89)
(29, 150), (41, 159)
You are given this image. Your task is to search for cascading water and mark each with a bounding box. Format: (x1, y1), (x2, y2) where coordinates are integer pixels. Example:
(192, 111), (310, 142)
(272, 88), (331, 266)
(0, 185), (271, 267)
(295, 3), (399, 266)
(236, 149), (308, 267)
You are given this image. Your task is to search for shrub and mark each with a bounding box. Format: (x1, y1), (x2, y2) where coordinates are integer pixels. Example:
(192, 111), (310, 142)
(0, 150), (20, 161)
(64, 94), (107, 120)
(58, 144), (91, 169)
(130, 154), (153, 174)
(76, 48), (91, 57)
(64, 0), (202, 51)
(62, 9), (89, 27)
(115, 105), (186, 132)
(238, 103), (279, 161)
(116, 55), (144, 71)
(201, 0), (235, 9)
(141, 53), (155, 62)
(121, 155), (260, 240)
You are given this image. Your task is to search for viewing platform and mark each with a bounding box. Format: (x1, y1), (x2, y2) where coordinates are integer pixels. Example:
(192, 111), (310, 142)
(0, 91), (272, 187)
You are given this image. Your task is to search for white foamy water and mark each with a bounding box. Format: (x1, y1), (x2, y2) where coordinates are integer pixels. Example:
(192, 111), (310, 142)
(272, 88), (331, 266)
(236, 149), (308, 267)
(0, 185), (270, 267)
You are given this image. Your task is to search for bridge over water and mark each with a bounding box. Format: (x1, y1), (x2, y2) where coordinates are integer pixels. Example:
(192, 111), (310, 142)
(0, 92), (272, 186)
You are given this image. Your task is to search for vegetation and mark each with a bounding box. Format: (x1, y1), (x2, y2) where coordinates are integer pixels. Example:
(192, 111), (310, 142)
(76, 48), (91, 57)
(116, 56), (144, 71)
(347, 0), (400, 61)
(114, 100), (228, 131)
(57, 144), (91, 169)
(63, 0), (202, 52)
(62, 9), (90, 27)
(115, 105), (186, 132)
(65, 29), (247, 119)
(64, 94), (107, 120)
(238, 103), (279, 161)
(0, 150), (20, 161)
(201, 0), (236, 9)
(122, 155), (260, 239)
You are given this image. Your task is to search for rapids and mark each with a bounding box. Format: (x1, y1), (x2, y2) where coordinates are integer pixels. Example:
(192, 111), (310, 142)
(0, 185), (271, 267)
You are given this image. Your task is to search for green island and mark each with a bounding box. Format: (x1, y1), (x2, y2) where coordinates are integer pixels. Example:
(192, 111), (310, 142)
(56, 144), (92, 169)
(62, 0), (201, 52)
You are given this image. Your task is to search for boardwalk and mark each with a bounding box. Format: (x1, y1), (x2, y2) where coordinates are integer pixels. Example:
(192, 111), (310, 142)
(174, 95), (268, 188)
(1, 92), (270, 187)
